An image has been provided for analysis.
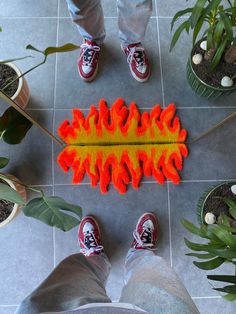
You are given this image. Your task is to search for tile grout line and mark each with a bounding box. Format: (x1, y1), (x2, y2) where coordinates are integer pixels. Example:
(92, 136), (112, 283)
(26, 106), (236, 110)
(167, 182), (173, 267)
(155, 6), (165, 108)
(52, 0), (60, 269)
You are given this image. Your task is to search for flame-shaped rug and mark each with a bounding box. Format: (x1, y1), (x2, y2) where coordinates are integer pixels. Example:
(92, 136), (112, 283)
(57, 98), (188, 193)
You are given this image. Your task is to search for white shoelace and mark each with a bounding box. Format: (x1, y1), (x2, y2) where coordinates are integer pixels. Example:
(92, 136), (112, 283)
(133, 229), (156, 250)
(80, 43), (100, 66)
(127, 46), (145, 66)
(80, 231), (104, 256)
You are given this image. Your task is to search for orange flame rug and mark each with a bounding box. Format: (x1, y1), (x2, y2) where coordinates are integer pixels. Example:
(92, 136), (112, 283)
(57, 98), (188, 193)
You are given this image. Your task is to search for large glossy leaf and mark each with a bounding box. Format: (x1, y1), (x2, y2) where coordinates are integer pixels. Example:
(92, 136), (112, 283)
(207, 275), (236, 284)
(170, 20), (190, 51)
(0, 157), (9, 169)
(193, 256), (225, 270)
(190, 0), (208, 28)
(0, 182), (25, 205)
(22, 196), (82, 231)
(223, 293), (236, 301)
(0, 107), (32, 144)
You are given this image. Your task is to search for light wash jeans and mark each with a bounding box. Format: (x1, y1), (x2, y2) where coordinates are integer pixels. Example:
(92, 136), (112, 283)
(66, 0), (153, 45)
(16, 250), (199, 314)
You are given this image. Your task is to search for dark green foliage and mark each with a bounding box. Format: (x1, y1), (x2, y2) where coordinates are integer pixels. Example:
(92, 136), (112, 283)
(170, 0), (236, 69)
(0, 107), (32, 144)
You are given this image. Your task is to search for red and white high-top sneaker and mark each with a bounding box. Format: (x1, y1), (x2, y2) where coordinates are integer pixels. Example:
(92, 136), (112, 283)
(77, 39), (101, 82)
(122, 43), (151, 83)
(78, 216), (104, 256)
(131, 212), (159, 250)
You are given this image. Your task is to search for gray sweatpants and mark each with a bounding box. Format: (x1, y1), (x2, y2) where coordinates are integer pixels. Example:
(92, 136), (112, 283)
(66, 0), (153, 45)
(16, 249), (199, 314)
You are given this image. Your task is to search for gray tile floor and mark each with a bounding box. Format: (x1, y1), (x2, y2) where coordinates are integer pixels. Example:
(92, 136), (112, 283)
(0, 1), (236, 313)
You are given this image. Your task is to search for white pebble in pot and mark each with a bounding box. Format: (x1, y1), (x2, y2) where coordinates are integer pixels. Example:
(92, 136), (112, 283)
(231, 185), (236, 195)
(205, 212), (216, 224)
(200, 40), (207, 51)
(221, 76), (233, 87)
(192, 54), (203, 65)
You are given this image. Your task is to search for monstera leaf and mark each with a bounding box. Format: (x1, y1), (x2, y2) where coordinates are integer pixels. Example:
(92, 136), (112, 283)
(23, 196), (82, 231)
(0, 107), (32, 144)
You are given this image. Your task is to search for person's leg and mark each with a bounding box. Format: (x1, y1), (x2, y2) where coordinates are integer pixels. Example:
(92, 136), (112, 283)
(119, 213), (199, 314)
(118, 0), (152, 82)
(66, 0), (105, 44)
(117, 0), (152, 46)
(16, 217), (111, 314)
(66, 0), (105, 81)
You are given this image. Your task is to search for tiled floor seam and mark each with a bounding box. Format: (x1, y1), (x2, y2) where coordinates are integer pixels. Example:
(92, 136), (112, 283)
(52, 0), (60, 269)
(155, 2), (165, 108)
(167, 182), (173, 267)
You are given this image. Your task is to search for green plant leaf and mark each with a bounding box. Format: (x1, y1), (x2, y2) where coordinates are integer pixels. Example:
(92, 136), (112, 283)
(211, 36), (228, 69)
(209, 224), (236, 248)
(0, 157), (9, 169)
(207, 275), (236, 284)
(182, 219), (210, 239)
(190, 0), (208, 28)
(170, 20), (190, 51)
(0, 56), (33, 64)
(214, 284), (236, 294)
(22, 196), (82, 231)
(25, 44), (44, 54)
(203, 0), (222, 16)
(184, 238), (223, 251)
(186, 252), (215, 259)
(213, 20), (224, 47)
(193, 17), (204, 45)
(193, 256), (225, 270)
(0, 182), (25, 205)
(207, 247), (236, 260)
(207, 27), (214, 49)
(219, 12), (233, 40)
(223, 197), (236, 220)
(171, 8), (193, 30)
(0, 107), (32, 144)
(223, 293), (236, 301)
(44, 43), (80, 56)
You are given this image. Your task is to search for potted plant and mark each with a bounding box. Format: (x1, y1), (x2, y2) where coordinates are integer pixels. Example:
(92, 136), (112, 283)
(0, 43), (80, 144)
(182, 182), (236, 301)
(170, 0), (236, 99)
(0, 157), (82, 231)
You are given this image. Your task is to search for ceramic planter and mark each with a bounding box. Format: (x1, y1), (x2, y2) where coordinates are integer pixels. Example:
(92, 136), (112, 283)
(0, 175), (27, 228)
(4, 62), (30, 109)
(197, 182), (236, 225)
(186, 56), (236, 99)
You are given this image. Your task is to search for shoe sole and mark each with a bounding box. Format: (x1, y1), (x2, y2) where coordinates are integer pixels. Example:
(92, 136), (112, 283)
(121, 44), (151, 83)
(78, 64), (98, 82)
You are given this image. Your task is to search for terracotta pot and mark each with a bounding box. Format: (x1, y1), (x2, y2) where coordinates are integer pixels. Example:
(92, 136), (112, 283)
(0, 174), (27, 228)
(4, 62), (30, 109)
